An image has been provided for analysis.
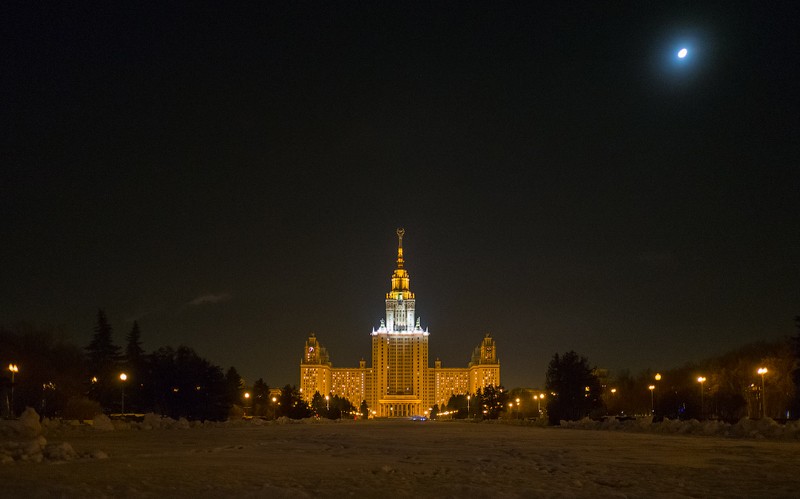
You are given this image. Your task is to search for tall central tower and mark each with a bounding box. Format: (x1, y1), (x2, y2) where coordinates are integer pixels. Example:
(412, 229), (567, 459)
(370, 228), (429, 417)
(300, 228), (499, 417)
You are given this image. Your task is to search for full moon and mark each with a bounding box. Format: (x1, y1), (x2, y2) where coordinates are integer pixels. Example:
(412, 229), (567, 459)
(678, 48), (688, 58)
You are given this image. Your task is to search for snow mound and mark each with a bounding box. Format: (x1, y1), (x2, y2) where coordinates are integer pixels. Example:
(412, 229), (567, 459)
(558, 416), (800, 441)
(137, 413), (179, 430)
(92, 413), (115, 431)
(0, 410), (108, 465)
(0, 407), (43, 438)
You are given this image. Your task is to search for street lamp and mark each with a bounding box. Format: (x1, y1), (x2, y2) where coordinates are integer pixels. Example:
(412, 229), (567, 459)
(41, 382), (55, 418)
(697, 376), (706, 418)
(535, 393), (546, 415)
(757, 367), (768, 418)
(466, 395), (471, 418)
(652, 374), (662, 414)
(325, 394), (330, 411)
(119, 373), (128, 415)
(515, 397), (520, 419)
(8, 364), (19, 418)
(243, 392), (250, 417)
(648, 385), (655, 414)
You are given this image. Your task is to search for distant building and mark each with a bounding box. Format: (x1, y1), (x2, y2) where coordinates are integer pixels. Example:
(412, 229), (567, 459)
(300, 229), (500, 417)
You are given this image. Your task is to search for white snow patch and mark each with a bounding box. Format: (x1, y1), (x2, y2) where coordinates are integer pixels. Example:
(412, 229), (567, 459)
(556, 416), (800, 440)
(2, 416), (800, 496)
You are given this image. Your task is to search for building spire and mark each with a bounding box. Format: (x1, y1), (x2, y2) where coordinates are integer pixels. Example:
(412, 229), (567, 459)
(396, 227), (405, 269)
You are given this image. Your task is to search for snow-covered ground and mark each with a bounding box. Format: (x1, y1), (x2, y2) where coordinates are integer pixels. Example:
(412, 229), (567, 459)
(2, 409), (800, 498)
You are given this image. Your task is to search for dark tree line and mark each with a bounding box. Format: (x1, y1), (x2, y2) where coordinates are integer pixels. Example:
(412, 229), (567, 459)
(545, 351), (603, 425)
(1, 323), (85, 419)
(310, 391), (356, 419)
(545, 316), (800, 424)
(1, 310), (255, 420)
(444, 384), (509, 419)
(276, 385), (312, 419)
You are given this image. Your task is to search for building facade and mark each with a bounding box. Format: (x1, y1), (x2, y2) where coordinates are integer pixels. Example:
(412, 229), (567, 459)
(300, 229), (500, 417)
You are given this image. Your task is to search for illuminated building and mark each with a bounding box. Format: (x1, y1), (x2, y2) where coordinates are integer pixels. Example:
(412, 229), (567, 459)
(300, 229), (500, 417)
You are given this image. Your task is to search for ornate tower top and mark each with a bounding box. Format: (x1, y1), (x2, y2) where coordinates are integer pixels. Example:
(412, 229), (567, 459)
(388, 228), (413, 298)
(396, 227), (405, 269)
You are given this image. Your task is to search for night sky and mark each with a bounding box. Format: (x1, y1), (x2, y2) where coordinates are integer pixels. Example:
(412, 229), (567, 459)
(3, 2), (798, 389)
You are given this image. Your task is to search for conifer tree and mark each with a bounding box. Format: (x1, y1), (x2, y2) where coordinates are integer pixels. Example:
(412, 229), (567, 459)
(85, 309), (121, 409)
(123, 321), (146, 412)
(545, 351), (603, 424)
(86, 309), (121, 378)
(790, 316), (800, 418)
(125, 321), (144, 364)
(225, 366), (244, 406)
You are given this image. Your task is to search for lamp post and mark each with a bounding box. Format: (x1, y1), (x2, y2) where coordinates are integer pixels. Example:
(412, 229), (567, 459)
(243, 392), (250, 417)
(466, 395), (471, 418)
(757, 367), (768, 419)
(119, 373), (128, 415)
(515, 397), (520, 419)
(8, 364), (19, 418)
(648, 385), (655, 414)
(608, 389), (616, 416)
(697, 376), (706, 418)
(325, 394), (330, 413)
(41, 382), (55, 418)
(653, 373), (661, 416)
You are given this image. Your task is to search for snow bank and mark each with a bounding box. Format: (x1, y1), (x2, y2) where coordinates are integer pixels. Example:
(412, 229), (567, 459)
(0, 408), (109, 464)
(0, 407), (42, 439)
(92, 413), (115, 431)
(557, 416), (800, 441)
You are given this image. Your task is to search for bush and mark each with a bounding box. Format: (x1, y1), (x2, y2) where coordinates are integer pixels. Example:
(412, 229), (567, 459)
(63, 396), (103, 420)
(228, 404), (244, 420)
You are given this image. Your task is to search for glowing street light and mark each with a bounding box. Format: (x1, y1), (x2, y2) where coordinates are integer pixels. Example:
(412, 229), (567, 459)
(515, 397), (520, 418)
(697, 376), (706, 418)
(648, 385), (656, 414)
(757, 367), (768, 418)
(119, 372), (128, 415)
(8, 364), (19, 417)
(652, 374), (662, 415)
(466, 394), (471, 418)
(533, 393), (546, 415)
(325, 394), (330, 411)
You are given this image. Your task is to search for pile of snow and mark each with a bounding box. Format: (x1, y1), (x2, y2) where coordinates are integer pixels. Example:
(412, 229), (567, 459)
(92, 413), (115, 431)
(35, 411), (346, 434)
(557, 416), (800, 440)
(0, 408), (108, 464)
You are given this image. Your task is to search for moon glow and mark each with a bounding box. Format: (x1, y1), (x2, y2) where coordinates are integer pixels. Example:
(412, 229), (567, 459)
(678, 48), (688, 58)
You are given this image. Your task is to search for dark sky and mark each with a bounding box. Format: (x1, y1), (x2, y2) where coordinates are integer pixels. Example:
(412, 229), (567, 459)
(3, 2), (798, 389)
